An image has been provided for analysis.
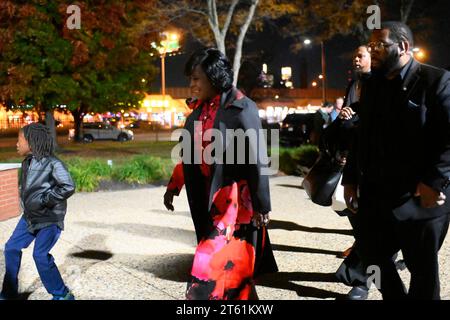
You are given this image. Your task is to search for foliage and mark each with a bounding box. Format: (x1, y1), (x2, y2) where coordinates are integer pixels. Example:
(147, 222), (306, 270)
(279, 145), (319, 176)
(0, 0), (159, 141)
(111, 155), (172, 184)
(65, 155), (173, 192)
(65, 157), (112, 192)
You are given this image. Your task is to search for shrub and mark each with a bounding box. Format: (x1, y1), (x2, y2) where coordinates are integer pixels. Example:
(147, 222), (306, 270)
(279, 145), (319, 176)
(112, 155), (173, 184)
(65, 158), (112, 192)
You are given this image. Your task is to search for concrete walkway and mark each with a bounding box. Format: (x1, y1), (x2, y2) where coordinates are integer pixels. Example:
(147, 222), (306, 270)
(0, 175), (449, 300)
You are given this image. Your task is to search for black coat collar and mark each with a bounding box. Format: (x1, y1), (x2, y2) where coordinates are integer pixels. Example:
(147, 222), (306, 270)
(400, 59), (421, 103)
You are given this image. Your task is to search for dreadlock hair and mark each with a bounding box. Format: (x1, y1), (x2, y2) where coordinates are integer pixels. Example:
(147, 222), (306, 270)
(21, 123), (55, 160)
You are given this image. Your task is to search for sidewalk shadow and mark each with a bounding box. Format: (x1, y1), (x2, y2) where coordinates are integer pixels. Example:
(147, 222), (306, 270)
(76, 221), (197, 246)
(135, 253), (194, 283)
(257, 272), (345, 299)
(151, 209), (192, 218)
(270, 220), (353, 236)
(275, 184), (304, 190)
(71, 250), (113, 261)
(272, 244), (342, 256)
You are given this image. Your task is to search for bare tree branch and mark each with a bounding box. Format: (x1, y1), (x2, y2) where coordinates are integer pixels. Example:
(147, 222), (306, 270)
(232, 0), (260, 86)
(222, 0), (240, 37)
(207, 0), (220, 28)
(401, 0), (415, 23)
(206, 0), (227, 54)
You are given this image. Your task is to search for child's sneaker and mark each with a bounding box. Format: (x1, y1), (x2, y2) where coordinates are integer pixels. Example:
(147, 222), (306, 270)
(52, 291), (75, 300)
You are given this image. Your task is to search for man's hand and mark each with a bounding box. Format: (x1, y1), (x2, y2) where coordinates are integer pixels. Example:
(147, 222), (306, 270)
(344, 184), (358, 214)
(164, 190), (176, 211)
(252, 212), (270, 229)
(415, 182), (446, 208)
(339, 107), (356, 120)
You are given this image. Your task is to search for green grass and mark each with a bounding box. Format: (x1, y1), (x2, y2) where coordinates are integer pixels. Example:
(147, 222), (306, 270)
(58, 140), (177, 162)
(0, 147), (21, 163)
(0, 137), (177, 162)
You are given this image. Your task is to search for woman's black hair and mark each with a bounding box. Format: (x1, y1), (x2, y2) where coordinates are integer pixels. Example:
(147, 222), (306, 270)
(21, 123), (55, 160)
(184, 48), (234, 92)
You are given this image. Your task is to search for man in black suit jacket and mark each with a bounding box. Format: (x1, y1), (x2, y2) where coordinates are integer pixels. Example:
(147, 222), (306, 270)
(342, 21), (450, 300)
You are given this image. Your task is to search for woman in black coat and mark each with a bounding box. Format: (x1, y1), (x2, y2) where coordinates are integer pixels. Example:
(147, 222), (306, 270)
(164, 48), (277, 300)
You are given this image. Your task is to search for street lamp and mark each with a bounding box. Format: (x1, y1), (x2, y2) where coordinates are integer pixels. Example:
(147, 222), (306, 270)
(151, 31), (181, 139)
(151, 31), (181, 98)
(303, 38), (327, 103)
(413, 47), (426, 61)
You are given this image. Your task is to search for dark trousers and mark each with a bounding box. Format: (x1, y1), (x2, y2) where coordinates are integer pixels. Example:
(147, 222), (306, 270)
(1, 216), (68, 298)
(335, 212), (369, 289)
(354, 198), (450, 300)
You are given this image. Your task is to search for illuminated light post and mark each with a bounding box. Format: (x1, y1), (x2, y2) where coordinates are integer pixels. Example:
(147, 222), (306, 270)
(304, 39), (327, 103)
(152, 32), (180, 97)
(413, 47), (426, 62)
(151, 31), (181, 140)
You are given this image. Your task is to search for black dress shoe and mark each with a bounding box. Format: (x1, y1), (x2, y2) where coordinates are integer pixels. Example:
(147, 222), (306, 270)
(346, 286), (369, 300)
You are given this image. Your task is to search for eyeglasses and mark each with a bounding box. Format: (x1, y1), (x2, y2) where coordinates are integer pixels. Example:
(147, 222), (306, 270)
(367, 41), (396, 51)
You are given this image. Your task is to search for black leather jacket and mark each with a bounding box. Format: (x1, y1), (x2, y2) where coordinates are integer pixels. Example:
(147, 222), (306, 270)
(21, 155), (75, 227)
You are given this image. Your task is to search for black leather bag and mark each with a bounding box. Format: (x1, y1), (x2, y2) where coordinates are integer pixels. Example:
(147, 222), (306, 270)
(302, 153), (344, 207)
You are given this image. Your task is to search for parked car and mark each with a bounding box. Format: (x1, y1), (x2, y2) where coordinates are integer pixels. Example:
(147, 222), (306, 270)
(81, 122), (134, 143)
(280, 113), (315, 147)
(125, 119), (141, 129)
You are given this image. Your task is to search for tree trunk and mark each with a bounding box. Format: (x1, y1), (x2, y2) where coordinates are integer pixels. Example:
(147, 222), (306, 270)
(72, 109), (82, 142)
(232, 0), (259, 87)
(44, 109), (58, 150)
(71, 104), (87, 142)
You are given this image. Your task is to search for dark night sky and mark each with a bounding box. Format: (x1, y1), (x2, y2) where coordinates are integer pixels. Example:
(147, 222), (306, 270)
(150, 0), (450, 94)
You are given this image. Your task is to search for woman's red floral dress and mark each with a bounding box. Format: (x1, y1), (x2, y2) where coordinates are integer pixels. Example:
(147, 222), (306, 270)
(167, 95), (266, 300)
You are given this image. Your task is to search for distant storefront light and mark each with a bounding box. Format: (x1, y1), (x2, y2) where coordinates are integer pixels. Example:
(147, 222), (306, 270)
(143, 100), (151, 108)
(281, 67), (292, 81)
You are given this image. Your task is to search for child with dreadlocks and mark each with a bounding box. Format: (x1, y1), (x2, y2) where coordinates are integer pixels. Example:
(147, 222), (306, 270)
(0, 123), (76, 300)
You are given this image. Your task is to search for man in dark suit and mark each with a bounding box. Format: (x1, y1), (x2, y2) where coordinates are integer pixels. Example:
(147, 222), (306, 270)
(342, 21), (450, 299)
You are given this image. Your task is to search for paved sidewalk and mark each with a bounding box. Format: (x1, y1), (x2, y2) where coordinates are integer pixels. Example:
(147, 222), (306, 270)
(0, 175), (449, 300)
